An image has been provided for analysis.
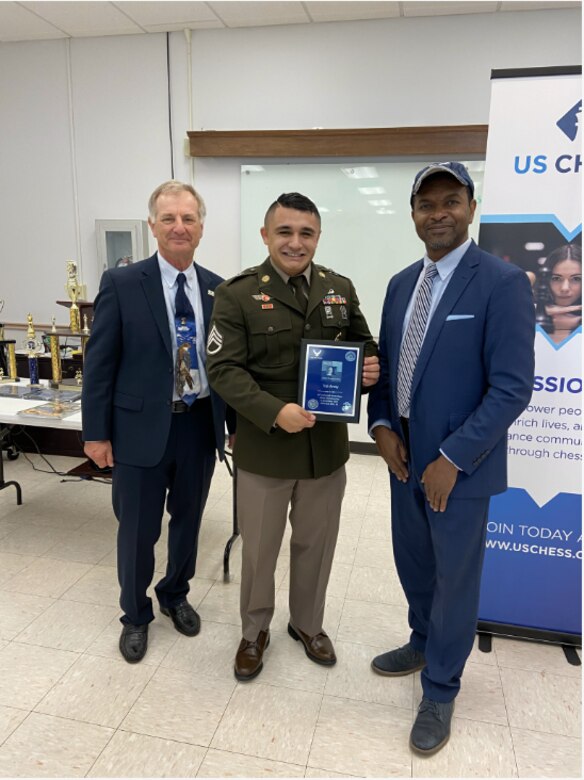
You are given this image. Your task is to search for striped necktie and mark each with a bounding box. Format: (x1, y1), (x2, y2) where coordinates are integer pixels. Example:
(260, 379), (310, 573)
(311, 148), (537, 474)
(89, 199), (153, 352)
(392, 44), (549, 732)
(397, 262), (439, 417)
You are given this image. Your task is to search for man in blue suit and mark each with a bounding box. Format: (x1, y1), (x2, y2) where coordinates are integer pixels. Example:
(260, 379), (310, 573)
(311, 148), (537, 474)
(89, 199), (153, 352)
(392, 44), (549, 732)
(368, 163), (534, 755)
(82, 181), (234, 663)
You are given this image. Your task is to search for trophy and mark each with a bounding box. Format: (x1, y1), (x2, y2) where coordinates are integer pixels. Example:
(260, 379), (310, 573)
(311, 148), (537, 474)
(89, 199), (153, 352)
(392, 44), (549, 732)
(24, 314), (43, 386)
(65, 260), (82, 333)
(0, 300), (13, 381)
(48, 317), (62, 388)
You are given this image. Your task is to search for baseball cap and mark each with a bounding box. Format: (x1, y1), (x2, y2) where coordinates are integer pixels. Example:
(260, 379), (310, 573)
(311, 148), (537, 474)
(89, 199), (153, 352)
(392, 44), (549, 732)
(410, 162), (475, 203)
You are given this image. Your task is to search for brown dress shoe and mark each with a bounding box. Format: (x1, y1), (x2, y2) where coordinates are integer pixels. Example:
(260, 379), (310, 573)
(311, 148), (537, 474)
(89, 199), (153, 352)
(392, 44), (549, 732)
(234, 630), (270, 681)
(288, 623), (337, 666)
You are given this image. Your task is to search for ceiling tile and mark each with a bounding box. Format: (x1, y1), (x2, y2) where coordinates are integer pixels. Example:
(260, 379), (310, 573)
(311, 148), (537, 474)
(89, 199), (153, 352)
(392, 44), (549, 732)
(21, 1), (144, 37)
(115, 1), (222, 27)
(0, 2), (68, 41)
(306, 2), (400, 22)
(501, 1), (580, 9)
(402, 1), (498, 16)
(208, 1), (311, 28)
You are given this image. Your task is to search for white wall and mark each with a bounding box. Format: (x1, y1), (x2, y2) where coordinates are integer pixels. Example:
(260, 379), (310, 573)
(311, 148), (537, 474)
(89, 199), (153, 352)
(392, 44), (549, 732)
(188, 9), (582, 282)
(0, 7), (580, 439)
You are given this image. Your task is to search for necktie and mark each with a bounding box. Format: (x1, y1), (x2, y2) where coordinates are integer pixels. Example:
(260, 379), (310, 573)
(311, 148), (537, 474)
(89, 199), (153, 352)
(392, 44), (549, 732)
(397, 263), (439, 417)
(175, 272), (200, 405)
(288, 275), (308, 314)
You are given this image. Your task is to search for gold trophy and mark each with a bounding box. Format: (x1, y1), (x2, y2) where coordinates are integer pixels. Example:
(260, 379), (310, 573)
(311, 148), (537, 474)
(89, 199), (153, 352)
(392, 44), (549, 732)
(48, 317), (62, 388)
(24, 314), (43, 386)
(65, 260), (82, 334)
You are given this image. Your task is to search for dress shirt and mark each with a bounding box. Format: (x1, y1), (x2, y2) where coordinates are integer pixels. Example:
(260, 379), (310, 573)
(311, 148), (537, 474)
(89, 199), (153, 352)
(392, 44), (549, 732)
(370, 239), (472, 468)
(269, 258), (312, 288)
(158, 253), (209, 400)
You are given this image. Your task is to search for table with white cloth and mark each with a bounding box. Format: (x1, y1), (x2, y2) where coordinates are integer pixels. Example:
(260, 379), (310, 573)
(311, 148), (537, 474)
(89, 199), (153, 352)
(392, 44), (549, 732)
(0, 382), (82, 504)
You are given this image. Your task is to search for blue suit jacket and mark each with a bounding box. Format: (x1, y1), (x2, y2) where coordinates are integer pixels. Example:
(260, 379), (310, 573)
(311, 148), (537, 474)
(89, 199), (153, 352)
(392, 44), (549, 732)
(82, 254), (234, 468)
(368, 241), (535, 498)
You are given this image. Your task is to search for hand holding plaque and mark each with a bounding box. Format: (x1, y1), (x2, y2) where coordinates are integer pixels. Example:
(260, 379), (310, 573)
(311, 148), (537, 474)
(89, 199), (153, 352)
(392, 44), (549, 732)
(298, 339), (365, 423)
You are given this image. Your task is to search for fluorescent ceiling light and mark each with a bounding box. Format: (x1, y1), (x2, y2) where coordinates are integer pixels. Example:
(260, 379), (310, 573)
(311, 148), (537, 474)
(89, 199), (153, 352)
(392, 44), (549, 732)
(525, 242), (545, 251)
(358, 186), (386, 195)
(376, 208), (395, 215)
(341, 166), (379, 179)
(368, 199), (392, 207)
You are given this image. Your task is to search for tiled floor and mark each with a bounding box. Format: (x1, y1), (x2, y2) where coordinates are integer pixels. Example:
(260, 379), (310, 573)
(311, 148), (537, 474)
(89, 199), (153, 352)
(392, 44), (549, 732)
(0, 451), (580, 778)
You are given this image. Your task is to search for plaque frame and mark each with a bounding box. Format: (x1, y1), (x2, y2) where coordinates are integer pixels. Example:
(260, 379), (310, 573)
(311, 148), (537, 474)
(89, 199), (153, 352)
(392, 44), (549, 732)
(298, 339), (365, 423)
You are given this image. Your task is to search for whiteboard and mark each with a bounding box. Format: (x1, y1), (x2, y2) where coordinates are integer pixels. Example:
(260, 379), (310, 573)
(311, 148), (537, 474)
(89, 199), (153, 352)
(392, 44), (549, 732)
(241, 160), (485, 336)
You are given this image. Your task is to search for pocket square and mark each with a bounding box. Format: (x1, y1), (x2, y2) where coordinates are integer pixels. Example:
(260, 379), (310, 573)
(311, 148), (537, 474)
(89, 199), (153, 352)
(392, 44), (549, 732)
(446, 314), (474, 321)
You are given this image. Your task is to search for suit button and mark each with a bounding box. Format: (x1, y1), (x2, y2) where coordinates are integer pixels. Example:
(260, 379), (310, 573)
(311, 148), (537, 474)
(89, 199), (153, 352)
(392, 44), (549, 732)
(304, 324), (311, 331)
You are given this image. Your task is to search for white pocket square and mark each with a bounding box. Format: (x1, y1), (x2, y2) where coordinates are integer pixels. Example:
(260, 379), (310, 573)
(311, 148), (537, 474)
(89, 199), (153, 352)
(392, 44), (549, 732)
(446, 314), (474, 321)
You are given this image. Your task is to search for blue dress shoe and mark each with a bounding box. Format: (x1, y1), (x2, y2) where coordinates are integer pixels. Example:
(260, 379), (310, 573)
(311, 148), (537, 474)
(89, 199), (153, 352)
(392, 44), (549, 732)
(160, 600), (200, 636)
(371, 643), (426, 676)
(119, 623), (148, 663)
(410, 697), (455, 755)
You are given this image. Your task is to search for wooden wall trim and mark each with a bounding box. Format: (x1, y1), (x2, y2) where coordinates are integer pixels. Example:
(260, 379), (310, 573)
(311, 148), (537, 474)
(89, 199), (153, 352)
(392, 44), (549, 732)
(187, 125), (488, 158)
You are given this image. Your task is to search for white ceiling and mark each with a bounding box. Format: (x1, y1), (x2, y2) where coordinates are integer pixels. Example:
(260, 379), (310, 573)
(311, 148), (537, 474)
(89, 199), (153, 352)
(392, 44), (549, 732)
(0, 1), (579, 42)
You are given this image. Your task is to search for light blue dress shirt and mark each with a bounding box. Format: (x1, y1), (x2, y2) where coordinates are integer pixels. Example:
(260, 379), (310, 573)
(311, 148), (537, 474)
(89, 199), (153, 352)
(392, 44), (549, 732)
(371, 238), (472, 467)
(157, 253), (210, 401)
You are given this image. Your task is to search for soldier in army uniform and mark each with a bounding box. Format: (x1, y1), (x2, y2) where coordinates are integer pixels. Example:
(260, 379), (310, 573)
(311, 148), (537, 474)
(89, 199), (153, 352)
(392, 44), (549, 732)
(207, 192), (379, 681)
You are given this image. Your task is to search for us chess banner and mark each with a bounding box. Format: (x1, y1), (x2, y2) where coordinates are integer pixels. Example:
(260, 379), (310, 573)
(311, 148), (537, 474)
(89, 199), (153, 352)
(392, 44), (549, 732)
(477, 67), (582, 639)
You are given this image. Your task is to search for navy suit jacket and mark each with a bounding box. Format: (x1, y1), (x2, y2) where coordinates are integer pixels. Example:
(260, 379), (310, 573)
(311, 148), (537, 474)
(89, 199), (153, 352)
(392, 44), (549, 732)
(368, 241), (535, 499)
(82, 254), (234, 468)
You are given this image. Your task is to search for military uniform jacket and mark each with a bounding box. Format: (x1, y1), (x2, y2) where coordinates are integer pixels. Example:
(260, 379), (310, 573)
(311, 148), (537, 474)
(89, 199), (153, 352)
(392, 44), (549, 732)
(206, 258), (377, 479)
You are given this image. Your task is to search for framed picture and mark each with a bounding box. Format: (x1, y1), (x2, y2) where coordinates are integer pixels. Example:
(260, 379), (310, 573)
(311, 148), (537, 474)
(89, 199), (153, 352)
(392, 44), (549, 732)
(95, 220), (150, 273)
(298, 339), (365, 423)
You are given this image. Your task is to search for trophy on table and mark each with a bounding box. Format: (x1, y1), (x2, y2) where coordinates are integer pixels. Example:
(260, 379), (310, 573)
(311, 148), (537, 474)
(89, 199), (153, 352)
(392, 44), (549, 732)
(24, 314), (43, 386)
(65, 260), (82, 334)
(0, 300), (17, 382)
(48, 262), (92, 388)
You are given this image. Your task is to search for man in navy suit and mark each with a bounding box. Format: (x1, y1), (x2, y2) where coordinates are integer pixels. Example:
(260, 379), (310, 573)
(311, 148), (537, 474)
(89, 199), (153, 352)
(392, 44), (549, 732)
(368, 163), (534, 755)
(82, 181), (234, 663)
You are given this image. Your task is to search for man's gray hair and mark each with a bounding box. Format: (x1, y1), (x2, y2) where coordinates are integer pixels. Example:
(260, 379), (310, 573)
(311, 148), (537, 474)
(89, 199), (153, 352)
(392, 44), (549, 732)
(148, 180), (207, 222)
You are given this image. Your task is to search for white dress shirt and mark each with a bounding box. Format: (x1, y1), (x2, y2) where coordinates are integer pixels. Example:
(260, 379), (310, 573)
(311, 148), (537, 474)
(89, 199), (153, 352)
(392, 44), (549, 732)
(157, 253), (210, 400)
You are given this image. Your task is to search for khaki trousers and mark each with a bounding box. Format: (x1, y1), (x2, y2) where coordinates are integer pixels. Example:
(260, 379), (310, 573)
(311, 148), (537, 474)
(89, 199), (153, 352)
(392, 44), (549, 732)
(237, 466), (346, 640)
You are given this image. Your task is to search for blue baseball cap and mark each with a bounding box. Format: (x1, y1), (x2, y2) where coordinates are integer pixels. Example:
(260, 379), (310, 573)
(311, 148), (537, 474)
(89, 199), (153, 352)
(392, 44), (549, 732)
(411, 162), (475, 204)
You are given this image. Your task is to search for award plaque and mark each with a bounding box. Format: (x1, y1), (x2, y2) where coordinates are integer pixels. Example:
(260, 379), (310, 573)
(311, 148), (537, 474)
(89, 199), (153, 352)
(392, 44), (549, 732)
(298, 339), (365, 423)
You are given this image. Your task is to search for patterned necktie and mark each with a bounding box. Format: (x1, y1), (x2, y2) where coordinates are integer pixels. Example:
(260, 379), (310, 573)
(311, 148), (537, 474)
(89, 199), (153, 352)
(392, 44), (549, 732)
(175, 272), (200, 405)
(397, 262), (439, 417)
(288, 275), (308, 314)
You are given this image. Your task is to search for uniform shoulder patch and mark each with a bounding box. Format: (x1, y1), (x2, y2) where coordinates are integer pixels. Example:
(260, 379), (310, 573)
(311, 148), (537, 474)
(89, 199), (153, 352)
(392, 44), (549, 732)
(226, 266), (257, 285)
(325, 267), (349, 279)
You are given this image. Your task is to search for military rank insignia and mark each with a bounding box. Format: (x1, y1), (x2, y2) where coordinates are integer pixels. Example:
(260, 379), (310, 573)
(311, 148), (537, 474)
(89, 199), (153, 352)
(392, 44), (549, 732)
(206, 323), (224, 355)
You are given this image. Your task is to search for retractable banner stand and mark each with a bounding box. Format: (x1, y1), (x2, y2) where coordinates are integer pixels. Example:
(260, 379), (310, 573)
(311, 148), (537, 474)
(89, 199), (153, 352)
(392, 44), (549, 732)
(478, 67), (582, 643)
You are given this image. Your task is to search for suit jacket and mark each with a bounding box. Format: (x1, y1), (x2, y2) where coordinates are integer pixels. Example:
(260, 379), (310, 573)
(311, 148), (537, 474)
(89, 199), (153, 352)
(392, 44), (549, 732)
(207, 258), (378, 480)
(368, 241), (535, 498)
(82, 253), (234, 468)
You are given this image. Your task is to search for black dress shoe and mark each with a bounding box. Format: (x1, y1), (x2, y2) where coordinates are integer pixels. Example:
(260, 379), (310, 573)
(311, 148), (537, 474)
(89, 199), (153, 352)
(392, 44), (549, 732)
(160, 600), (200, 636)
(234, 630), (270, 681)
(410, 697), (454, 755)
(371, 643), (426, 676)
(119, 623), (148, 663)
